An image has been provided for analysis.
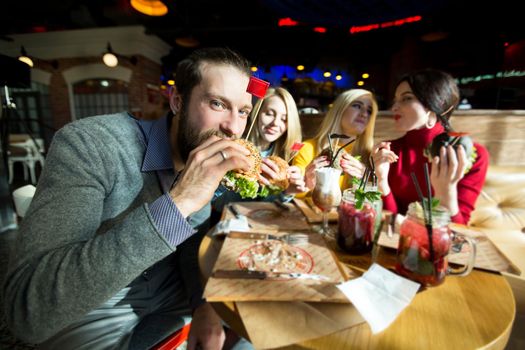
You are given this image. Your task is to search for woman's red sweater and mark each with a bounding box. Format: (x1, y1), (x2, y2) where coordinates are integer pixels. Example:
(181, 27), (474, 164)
(382, 123), (489, 224)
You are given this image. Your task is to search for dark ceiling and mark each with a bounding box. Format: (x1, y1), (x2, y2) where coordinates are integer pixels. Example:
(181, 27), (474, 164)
(1, 0), (523, 77)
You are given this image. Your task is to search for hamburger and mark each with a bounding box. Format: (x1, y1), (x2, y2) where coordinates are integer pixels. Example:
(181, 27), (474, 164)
(221, 139), (262, 199)
(258, 155), (290, 197)
(424, 131), (477, 173)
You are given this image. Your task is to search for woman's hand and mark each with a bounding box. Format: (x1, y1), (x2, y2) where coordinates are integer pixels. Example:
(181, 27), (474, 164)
(285, 165), (307, 194)
(340, 153), (366, 178)
(371, 142), (398, 195)
(431, 145), (468, 216)
(304, 155), (330, 190)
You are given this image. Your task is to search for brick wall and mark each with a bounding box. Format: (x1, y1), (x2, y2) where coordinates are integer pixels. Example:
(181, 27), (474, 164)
(33, 55), (165, 130)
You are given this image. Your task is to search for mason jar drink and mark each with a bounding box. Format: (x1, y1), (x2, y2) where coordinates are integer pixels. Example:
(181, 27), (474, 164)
(395, 203), (452, 286)
(337, 188), (380, 254)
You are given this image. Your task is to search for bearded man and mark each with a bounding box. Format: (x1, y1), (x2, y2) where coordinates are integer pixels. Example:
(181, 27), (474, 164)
(3, 47), (254, 350)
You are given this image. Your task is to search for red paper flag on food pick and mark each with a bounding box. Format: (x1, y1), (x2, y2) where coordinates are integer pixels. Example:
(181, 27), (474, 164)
(245, 76), (270, 139)
(246, 76), (270, 98)
(291, 142), (304, 152)
(287, 142), (305, 162)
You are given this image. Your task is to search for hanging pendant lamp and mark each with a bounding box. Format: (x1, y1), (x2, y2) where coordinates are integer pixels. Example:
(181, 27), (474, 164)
(130, 0), (168, 16)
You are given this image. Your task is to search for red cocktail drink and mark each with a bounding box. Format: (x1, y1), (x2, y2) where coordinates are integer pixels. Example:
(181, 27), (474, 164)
(337, 199), (376, 254)
(395, 204), (451, 286)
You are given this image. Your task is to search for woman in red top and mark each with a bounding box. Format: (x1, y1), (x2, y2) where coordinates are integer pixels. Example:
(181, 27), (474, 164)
(372, 69), (489, 224)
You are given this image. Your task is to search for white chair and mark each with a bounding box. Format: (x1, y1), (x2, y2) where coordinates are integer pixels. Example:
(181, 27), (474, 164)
(7, 137), (45, 185)
(12, 184), (36, 218)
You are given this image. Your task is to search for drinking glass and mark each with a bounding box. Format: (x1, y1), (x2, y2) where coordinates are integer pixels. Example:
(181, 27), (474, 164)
(311, 167), (342, 237)
(395, 202), (477, 287)
(337, 188), (381, 254)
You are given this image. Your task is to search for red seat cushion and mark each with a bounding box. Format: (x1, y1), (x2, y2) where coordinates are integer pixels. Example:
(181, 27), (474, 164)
(152, 323), (191, 350)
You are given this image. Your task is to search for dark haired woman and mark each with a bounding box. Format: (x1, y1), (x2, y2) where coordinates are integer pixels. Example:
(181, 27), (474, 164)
(372, 69), (489, 224)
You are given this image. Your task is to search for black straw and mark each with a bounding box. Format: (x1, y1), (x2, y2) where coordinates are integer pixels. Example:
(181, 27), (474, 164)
(331, 138), (356, 167)
(423, 163), (434, 262)
(328, 134), (334, 162)
(362, 167), (371, 190)
(410, 172), (435, 263)
(410, 172), (427, 218)
(369, 155), (377, 187)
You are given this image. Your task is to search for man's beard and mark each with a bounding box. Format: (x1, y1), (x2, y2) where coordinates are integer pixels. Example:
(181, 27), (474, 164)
(177, 108), (235, 162)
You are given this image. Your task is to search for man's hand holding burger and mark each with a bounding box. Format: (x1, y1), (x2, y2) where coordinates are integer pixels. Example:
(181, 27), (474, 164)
(170, 136), (252, 217)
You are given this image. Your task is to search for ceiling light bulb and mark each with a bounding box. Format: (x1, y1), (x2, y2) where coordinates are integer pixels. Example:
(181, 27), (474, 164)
(335, 74), (342, 81)
(297, 65), (305, 71)
(357, 81), (365, 86)
(103, 52), (118, 67)
(251, 66), (258, 72)
(362, 73), (370, 79)
(175, 36), (200, 48)
(323, 71), (332, 78)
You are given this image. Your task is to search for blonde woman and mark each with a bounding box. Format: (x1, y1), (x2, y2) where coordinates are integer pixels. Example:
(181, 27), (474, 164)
(293, 89), (378, 194)
(246, 87), (305, 195)
(212, 87), (305, 218)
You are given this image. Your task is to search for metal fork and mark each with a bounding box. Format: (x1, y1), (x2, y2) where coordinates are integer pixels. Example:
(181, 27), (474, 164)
(228, 232), (309, 246)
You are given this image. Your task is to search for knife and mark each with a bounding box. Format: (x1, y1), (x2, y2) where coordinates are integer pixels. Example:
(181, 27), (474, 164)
(212, 269), (335, 282)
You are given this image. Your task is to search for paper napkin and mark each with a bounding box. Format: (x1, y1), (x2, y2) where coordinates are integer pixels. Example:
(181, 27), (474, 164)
(336, 263), (420, 333)
(211, 216), (250, 236)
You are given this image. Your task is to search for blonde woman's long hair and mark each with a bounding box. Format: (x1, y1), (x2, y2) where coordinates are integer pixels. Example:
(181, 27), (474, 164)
(314, 89), (378, 161)
(246, 87), (302, 161)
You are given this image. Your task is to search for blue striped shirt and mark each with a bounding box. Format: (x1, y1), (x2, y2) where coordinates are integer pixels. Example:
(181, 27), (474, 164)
(134, 114), (195, 247)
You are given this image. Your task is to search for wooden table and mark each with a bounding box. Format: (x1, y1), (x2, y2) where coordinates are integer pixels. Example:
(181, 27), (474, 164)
(199, 234), (516, 350)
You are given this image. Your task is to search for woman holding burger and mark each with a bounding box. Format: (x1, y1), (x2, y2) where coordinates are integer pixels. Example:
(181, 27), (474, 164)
(213, 87), (306, 216)
(246, 87), (305, 196)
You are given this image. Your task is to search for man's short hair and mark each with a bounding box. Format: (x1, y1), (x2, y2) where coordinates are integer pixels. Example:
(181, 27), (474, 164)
(175, 47), (251, 107)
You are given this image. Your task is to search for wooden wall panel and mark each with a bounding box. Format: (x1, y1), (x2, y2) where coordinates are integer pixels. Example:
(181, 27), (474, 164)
(299, 110), (525, 166)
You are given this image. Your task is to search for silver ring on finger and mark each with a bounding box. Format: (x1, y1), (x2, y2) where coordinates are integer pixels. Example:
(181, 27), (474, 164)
(219, 150), (228, 161)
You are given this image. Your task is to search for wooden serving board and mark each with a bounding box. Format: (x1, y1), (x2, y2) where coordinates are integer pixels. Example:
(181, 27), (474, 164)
(225, 201), (312, 232)
(294, 198), (338, 224)
(203, 233), (349, 302)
